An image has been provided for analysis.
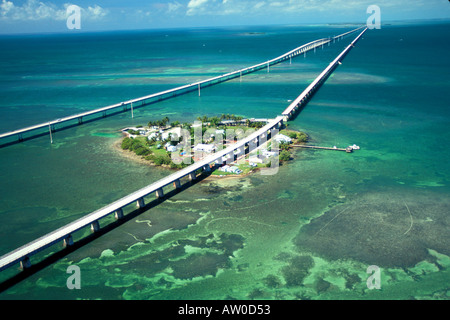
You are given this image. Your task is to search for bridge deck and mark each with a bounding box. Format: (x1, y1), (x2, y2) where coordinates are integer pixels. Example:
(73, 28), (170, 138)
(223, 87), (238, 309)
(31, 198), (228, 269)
(282, 27), (367, 119)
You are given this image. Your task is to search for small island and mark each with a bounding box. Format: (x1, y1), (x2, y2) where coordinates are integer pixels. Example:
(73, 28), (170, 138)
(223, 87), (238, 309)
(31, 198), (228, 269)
(117, 114), (308, 177)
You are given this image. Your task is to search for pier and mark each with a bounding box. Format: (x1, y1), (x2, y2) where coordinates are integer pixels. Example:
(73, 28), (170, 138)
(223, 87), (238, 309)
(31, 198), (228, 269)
(292, 145), (357, 153)
(0, 27), (367, 281)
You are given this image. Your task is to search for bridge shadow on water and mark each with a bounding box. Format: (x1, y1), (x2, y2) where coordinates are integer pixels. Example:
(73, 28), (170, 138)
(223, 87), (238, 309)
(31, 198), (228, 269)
(0, 170), (213, 294)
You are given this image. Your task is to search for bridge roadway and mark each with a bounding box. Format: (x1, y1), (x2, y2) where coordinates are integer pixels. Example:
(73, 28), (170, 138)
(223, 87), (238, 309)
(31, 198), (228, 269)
(282, 27), (368, 120)
(0, 27), (364, 144)
(0, 26), (367, 274)
(0, 116), (284, 272)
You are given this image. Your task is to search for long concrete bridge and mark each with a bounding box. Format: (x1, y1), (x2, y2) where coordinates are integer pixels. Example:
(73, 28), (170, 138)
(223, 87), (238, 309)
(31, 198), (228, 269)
(0, 27), (364, 146)
(282, 27), (368, 120)
(0, 26), (367, 278)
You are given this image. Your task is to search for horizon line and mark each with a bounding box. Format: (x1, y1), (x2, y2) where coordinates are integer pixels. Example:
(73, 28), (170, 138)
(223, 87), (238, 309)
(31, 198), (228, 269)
(0, 17), (449, 37)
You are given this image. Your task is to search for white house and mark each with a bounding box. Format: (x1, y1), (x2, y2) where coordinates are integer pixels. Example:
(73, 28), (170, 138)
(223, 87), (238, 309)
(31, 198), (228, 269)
(162, 127), (182, 141)
(273, 134), (292, 144)
(167, 145), (177, 152)
(148, 132), (159, 141)
(262, 149), (278, 157)
(218, 165), (242, 174)
(193, 144), (216, 153)
(249, 157), (263, 164)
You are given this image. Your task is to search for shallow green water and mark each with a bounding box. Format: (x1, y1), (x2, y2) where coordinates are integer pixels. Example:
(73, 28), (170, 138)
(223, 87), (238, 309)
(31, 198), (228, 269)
(0, 23), (449, 300)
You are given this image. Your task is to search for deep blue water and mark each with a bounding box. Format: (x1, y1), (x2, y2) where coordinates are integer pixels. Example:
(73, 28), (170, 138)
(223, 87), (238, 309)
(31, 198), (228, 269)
(0, 22), (449, 300)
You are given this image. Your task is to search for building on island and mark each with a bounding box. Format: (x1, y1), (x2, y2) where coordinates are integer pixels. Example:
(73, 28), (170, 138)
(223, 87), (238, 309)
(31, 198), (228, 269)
(193, 144), (216, 153)
(162, 127), (182, 141)
(218, 165), (242, 174)
(273, 134), (292, 144)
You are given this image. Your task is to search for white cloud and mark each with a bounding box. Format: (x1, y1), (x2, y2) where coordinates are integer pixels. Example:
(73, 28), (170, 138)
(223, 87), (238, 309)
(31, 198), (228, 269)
(86, 5), (108, 20)
(1, 0), (14, 16)
(0, 0), (108, 21)
(181, 0), (435, 18)
(187, 0), (210, 16)
(167, 1), (183, 14)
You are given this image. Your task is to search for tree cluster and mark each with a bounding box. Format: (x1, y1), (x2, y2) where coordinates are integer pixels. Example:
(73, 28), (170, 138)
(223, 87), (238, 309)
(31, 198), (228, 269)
(148, 116), (170, 128)
(121, 137), (152, 156)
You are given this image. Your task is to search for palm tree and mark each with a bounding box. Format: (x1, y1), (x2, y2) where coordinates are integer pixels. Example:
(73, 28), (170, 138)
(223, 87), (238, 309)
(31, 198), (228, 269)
(210, 116), (220, 127)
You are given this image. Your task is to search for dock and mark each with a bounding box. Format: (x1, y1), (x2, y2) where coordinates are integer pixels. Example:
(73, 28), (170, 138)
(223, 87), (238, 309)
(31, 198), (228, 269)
(292, 145), (357, 153)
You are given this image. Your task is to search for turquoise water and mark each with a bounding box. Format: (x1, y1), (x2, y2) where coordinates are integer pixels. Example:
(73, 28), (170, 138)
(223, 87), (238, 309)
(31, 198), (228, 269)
(0, 22), (449, 300)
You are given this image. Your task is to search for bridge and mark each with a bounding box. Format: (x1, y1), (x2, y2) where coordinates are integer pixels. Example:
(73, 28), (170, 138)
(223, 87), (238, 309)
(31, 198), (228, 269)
(0, 26), (367, 279)
(282, 27), (367, 120)
(0, 27), (364, 147)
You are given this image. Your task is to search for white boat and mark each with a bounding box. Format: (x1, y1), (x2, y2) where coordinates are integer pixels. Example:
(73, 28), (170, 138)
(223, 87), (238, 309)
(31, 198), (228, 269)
(351, 144), (360, 150)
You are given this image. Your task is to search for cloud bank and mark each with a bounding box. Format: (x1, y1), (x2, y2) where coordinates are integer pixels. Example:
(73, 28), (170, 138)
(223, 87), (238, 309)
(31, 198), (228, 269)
(0, 0), (108, 21)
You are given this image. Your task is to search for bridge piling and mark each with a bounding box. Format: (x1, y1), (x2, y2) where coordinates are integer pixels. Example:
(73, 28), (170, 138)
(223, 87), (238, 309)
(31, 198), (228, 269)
(63, 235), (73, 248)
(48, 124), (53, 144)
(20, 257), (31, 270)
(90, 221), (100, 233)
(136, 198), (145, 208)
(114, 208), (124, 220)
(156, 188), (164, 199)
(173, 179), (181, 189)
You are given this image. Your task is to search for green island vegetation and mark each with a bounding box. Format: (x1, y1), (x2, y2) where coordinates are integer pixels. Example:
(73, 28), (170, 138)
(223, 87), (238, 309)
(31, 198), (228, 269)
(119, 115), (308, 176)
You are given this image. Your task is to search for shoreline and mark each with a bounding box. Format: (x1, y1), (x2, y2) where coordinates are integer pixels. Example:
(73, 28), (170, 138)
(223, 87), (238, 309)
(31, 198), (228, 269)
(111, 127), (306, 182)
(110, 136), (253, 182)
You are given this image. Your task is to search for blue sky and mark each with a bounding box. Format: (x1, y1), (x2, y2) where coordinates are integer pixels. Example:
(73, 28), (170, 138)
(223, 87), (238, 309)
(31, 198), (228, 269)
(0, 0), (449, 34)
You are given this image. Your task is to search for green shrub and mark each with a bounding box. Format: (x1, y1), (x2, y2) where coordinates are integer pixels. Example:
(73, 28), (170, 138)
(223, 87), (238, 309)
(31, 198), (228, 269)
(130, 138), (145, 151)
(135, 146), (151, 156)
(279, 142), (290, 151)
(121, 137), (133, 150)
(152, 154), (172, 166)
(280, 150), (291, 161)
(296, 132), (308, 142)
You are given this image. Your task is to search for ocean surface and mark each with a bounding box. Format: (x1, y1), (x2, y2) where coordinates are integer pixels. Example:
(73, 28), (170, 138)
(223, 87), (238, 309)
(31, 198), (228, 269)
(0, 22), (449, 300)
